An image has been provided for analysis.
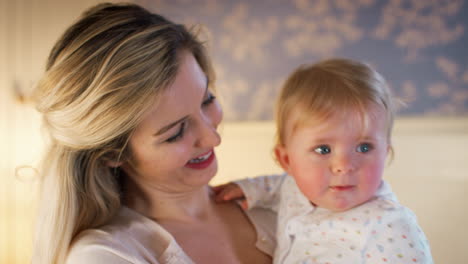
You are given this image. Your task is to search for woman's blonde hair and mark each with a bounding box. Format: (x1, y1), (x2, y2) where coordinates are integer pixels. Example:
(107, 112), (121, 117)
(32, 3), (214, 264)
(275, 58), (395, 147)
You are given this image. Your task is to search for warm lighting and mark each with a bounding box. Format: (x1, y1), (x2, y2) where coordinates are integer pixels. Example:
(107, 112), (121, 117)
(0, 103), (44, 264)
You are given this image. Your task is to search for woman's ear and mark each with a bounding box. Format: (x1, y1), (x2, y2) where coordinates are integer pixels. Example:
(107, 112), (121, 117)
(274, 144), (291, 172)
(103, 150), (125, 168)
(106, 160), (123, 168)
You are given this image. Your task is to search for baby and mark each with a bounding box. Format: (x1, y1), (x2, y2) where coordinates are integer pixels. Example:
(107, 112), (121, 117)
(215, 58), (433, 263)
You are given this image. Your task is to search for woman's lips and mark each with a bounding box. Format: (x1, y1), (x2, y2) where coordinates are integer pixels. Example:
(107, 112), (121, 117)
(185, 150), (215, 169)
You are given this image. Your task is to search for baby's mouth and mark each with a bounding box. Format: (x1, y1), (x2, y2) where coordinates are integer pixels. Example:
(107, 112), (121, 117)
(329, 185), (355, 191)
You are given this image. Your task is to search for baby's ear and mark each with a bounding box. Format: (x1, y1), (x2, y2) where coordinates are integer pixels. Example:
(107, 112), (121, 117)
(274, 144), (291, 172)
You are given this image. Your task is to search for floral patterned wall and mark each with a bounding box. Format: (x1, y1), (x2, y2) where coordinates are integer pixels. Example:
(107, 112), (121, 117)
(137, 0), (468, 121)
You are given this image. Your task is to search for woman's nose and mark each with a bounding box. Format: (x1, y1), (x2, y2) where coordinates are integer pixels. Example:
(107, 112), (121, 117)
(195, 112), (222, 148)
(197, 124), (221, 148)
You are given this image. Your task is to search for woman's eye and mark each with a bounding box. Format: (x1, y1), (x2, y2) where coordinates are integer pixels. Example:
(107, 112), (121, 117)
(314, 145), (331, 155)
(166, 122), (186, 143)
(356, 143), (373, 153)
(202, 93), (216, 106)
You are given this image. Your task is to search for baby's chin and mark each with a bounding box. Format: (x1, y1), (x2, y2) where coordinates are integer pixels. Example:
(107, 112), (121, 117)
(314, 198), (368, 212)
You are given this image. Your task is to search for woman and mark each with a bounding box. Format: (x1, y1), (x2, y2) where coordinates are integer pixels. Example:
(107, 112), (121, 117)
(32, 3), (274, 264)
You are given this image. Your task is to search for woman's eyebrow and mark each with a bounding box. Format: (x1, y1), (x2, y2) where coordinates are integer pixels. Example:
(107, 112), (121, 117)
(153, 116), (188, 136)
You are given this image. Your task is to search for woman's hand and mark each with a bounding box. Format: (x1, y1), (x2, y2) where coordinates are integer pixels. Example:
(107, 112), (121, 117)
(212, 182), (249, 210)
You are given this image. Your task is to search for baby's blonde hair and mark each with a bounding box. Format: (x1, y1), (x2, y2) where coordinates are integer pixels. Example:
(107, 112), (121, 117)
(275, 58), (395, 147)
(32, 3), (214, 264)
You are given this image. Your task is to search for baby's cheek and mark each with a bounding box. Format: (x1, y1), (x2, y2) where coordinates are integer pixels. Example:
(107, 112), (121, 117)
(362, 164), (385, 190)
(292, 168), (325, 196)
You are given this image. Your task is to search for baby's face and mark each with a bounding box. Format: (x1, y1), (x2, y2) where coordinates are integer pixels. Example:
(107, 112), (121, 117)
(275, 105), (390, 211)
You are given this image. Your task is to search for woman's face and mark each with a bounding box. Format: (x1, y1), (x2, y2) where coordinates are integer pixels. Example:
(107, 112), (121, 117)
(121, 52), (223, 193)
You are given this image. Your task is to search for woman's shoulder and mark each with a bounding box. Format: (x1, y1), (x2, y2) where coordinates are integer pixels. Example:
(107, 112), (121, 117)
(66, 230), (135, 264)
(66, 206), (174, 264)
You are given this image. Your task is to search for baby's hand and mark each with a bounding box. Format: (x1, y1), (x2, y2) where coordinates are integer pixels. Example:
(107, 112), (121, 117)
(212, 182), (248, 210)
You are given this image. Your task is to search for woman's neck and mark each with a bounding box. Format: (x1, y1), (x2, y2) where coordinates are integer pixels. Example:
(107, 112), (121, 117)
(122, 179), (215, 223)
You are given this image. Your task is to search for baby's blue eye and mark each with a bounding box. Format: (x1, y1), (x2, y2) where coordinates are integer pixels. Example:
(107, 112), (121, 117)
(314, 145), (331, 155)
(356, 143), (373, 153)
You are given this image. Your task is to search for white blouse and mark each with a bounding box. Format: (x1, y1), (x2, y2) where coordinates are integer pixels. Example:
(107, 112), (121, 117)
(66, 205), (276, 264)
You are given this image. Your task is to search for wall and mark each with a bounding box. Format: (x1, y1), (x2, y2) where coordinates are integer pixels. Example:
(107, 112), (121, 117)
(1, 0), (467, 263)
(136, 0), (468, 120)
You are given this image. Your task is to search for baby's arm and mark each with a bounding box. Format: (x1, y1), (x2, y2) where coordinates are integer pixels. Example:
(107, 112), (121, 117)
(213, 174), (286, 212)
(213, 182), (249, 209)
